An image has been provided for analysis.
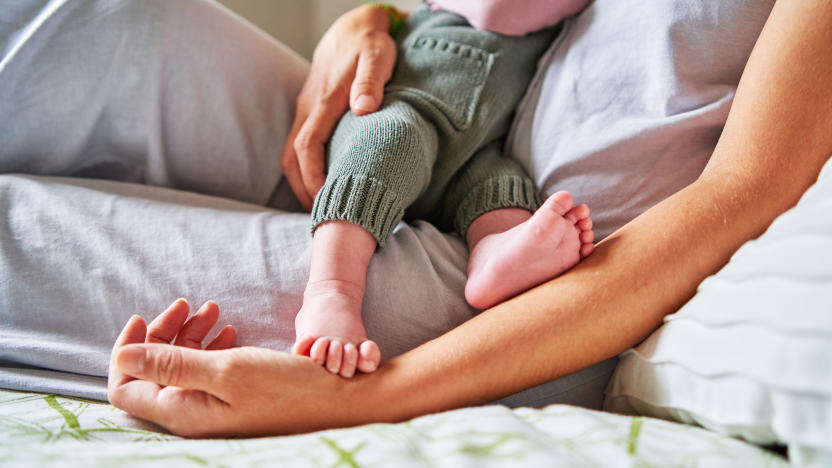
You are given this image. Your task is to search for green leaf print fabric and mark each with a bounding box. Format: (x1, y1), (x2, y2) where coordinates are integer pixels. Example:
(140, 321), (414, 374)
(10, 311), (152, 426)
(0, 389), (789, 467)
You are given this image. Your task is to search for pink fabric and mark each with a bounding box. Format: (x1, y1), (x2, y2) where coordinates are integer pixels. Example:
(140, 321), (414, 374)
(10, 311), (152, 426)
(428, 0), (589, 36)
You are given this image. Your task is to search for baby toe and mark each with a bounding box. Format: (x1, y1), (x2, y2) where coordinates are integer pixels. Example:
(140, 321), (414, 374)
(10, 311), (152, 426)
(543, 191), (575, 216)
(340, 343), (359, 378)
(357, 340), (381, 373)
(310, 337), (331, 365)
(326, 340), (343, 374)
(292, 336), (317, 356)
(580, 243), (595, 258)
(580, 229), (594, 244)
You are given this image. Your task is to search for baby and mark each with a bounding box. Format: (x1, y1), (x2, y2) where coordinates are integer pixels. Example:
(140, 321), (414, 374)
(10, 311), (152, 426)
(293, 0), (593, 377)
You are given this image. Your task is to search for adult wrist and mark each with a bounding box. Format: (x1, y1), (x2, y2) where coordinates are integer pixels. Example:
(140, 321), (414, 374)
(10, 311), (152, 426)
(346, 362), (415, 424)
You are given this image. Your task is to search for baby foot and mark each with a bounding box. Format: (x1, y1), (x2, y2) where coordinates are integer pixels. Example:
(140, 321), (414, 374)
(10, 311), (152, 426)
(465, 191), (594, 309)
(292, 280), (381, 377)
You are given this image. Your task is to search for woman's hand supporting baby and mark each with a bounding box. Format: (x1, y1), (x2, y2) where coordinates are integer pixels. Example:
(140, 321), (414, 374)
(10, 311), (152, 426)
(280, 5), (398, 210)
(108, 299), (383, 437)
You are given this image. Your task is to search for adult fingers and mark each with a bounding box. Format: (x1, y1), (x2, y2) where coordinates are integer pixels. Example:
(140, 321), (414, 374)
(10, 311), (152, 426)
(349, 39), (396, 116)
(173, 301), (220, 348)
(114, 343), (231, 398)
(205, 325), (237, 350)
(108, 315), (148, 394)
(109, 379), (229, 438)
(280, 113), (315, 210)
(293, 101), (346, 201)
(146, 299), (190, 344)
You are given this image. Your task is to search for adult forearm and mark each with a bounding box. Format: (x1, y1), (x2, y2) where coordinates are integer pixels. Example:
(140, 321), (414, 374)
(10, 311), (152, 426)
(354, 0), (832, 423)
(360, 177), (742, 421)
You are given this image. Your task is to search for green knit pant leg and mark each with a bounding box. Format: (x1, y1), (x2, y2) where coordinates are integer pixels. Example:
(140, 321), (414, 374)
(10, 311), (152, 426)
(311, 100), (439, 248)
(442, 142), (542, 240)
(311, 11), (559, 247)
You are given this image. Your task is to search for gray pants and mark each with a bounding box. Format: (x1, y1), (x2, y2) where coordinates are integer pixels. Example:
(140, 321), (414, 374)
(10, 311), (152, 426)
(0, 0), (616, 406)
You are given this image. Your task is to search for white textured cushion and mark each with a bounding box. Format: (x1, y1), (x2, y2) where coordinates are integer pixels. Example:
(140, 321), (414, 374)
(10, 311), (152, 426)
(605, 157), (832, 467)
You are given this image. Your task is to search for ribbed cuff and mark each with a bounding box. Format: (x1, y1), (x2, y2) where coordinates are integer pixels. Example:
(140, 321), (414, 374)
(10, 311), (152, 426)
(311, 175), (406, 248)
(454, 175), (542, 238)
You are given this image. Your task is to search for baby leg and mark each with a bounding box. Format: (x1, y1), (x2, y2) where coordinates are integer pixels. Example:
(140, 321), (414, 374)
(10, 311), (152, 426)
(293, 221), (381, 377)
(465, 191), (594, 309)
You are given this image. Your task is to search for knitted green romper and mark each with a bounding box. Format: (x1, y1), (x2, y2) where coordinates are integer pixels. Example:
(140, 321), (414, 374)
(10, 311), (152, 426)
(311, 9), (560, 247)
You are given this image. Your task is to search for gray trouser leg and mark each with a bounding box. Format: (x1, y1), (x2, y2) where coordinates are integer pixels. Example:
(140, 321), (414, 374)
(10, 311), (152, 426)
(0, 174), (477, 401)
(0, 0), (308, 205)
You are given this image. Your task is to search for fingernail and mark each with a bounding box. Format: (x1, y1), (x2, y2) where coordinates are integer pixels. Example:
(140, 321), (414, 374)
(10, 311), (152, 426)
(354, 94), (376, 112)
(117, 346), (146, 374)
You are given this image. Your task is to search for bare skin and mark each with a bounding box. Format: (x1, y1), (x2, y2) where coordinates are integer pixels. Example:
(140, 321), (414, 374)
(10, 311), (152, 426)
(288, 5), (594, 377)
(292, 220), (382, 378)
(279, 5), (397, 211)
(465, 191), (593, 310)
(109, 0), (832, 437)
(293, 191), (594, 377)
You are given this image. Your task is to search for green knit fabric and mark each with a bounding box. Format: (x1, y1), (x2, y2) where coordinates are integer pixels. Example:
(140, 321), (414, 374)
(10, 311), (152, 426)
(443, 142), (542, 238)
(311, 9), (560, 247)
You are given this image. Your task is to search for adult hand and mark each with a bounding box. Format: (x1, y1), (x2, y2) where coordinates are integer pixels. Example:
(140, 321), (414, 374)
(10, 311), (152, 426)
(280, 5), (399, 210)
(108, 299), (360, 437)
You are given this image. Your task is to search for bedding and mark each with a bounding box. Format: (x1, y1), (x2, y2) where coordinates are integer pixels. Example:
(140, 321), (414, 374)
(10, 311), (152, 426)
(0, 388), (790, 467)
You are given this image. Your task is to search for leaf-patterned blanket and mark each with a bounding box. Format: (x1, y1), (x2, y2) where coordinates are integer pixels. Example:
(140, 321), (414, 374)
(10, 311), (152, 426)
(0, 389), (788, 467)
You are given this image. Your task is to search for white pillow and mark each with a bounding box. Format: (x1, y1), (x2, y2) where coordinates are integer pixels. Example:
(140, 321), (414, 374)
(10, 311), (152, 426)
(605, 157), (832, 467)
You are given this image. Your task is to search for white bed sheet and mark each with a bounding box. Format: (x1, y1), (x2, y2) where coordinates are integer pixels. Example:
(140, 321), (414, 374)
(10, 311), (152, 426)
(0, 389), (790, 468)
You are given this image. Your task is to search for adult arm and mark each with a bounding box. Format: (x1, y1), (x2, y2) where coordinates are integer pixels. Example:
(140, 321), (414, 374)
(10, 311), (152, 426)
(109, 0), (832, 436)
(279, 5), (399, 210)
